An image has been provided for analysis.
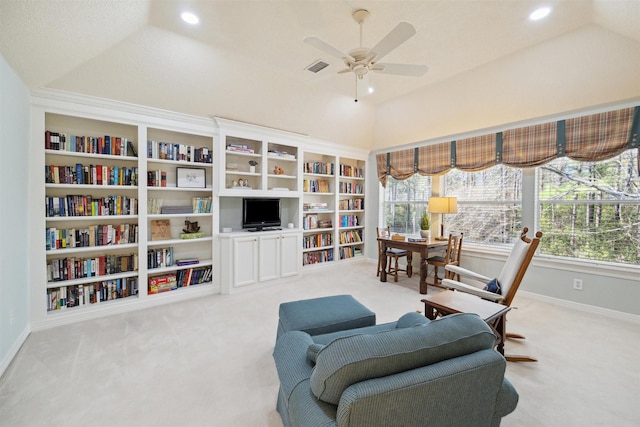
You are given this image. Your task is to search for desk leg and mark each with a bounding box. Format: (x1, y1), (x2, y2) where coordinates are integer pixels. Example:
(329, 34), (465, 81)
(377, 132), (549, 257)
(419, 253), (428, 294)
(379, 246), (387, 282)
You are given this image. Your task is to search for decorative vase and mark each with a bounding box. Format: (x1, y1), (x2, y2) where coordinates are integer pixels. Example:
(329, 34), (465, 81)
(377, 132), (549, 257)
(249, 165), (256, 173)
(420, 229), (430, 239)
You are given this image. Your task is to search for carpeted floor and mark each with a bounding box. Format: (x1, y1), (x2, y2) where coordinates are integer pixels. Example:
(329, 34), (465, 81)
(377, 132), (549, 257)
(1, 261), (638, 426)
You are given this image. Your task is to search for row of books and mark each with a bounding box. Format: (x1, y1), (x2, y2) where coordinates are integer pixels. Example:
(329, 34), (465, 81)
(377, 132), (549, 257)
(302, 232), (333, 249)
(47, 253), (138, 282)
(46, 163), (138, 186)
(303, 161), (334, 175)
(147, 140), (212, 163)
(226, 144), (255, 153)
(339, 214), (360, 228)
(155, 198), (211, 214)
(339, 182), (364, 194)
(267, 150), (296, 159)
(148, 266), (212, 293)
(303, 249), (334, 265)
(339, 198), (364, 210)
(47, 278), (139, 311)
(339, 164), (364, 178)
(339, 246), (362, 259)
(339, 229), (363, 244)
(45, 195), (138, 217)
(147, 170), (167, 187)
(303, 214), (333, 230)
(45, 131), (137, 157)
(304, 202), (328, 210)
(148, 246), (173, 269)
(46, 223), (138, 251)
(304, 179), (330, 193)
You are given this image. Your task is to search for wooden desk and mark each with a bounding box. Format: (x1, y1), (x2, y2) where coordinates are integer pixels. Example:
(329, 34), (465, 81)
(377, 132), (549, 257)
(378, 237), (448, 294)
(421, 290), (511, 355)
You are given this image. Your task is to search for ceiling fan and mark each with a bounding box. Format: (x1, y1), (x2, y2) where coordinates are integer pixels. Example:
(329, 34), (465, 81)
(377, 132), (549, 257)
(304, 9), (428, 100)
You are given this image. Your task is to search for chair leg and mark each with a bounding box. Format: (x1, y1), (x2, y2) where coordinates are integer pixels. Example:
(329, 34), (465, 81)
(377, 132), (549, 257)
(393, 257), (399, 282)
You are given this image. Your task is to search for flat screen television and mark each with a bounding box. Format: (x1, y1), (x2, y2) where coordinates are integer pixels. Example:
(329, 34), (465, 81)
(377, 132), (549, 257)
(242, 198), (281, 231)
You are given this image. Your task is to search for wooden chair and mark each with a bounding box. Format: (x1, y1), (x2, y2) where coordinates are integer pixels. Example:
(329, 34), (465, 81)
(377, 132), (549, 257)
(376, 227), (412, 282)
(426, 232), (463, 286)
(442, 228), (542, 362)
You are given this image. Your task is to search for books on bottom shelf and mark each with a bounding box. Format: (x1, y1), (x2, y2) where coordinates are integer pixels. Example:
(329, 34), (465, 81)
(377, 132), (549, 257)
(303, 248), (334, 265)
(148, 265), (212, 294)
(47, 277), (138, 311)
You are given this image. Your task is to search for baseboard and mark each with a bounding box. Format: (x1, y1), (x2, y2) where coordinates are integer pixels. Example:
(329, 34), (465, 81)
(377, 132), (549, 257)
(518, 290), (640, 324)
(0, 324), (30, 379)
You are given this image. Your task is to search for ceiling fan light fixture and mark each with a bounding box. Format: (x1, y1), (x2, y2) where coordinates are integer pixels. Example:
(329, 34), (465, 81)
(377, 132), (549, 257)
(181, 11), (200, 25)
(529, 6), (551, 21)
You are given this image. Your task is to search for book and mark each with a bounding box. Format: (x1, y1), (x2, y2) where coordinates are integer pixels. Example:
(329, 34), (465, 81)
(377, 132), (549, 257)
(177, 258), (199, 266)
(408, 237), (427, 242)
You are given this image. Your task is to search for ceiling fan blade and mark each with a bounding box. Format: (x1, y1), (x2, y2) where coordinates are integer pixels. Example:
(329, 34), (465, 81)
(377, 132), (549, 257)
(304, 36), (353, 61)
(375, 63), (428, 76)
(369, 22), (416, 62)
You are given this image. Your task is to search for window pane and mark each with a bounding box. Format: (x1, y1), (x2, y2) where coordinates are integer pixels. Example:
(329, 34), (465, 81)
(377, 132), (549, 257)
(444, 166), (523, 245)
(538, 150), (640, 264)
(381, 175), (431, 234)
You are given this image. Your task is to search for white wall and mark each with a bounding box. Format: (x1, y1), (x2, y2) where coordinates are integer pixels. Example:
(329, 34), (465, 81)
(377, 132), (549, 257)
(0, 54), (31, 375)
(372, 25), (640, 151)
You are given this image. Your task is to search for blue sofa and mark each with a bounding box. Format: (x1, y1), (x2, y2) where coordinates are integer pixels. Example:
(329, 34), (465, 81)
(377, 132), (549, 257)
(273, 312), (518, 427)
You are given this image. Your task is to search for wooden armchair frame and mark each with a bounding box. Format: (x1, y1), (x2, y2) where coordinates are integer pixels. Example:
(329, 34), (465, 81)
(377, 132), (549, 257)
(442, 227), (542, 362)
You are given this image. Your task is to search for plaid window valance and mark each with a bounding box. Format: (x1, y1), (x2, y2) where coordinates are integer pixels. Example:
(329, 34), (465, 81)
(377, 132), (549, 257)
(377, 105), (640, 186)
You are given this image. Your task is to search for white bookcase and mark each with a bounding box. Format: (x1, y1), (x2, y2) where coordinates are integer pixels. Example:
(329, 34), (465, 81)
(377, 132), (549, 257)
(30, 91), (218, 329)
(29, 93), (368, 327)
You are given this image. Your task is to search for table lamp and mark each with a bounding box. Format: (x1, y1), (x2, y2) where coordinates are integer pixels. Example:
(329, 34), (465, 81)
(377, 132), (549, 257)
(427, 197), (458, 240)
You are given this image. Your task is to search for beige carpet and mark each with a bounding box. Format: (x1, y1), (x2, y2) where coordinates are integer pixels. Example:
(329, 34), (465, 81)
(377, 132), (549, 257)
(1, 261), (639, 426)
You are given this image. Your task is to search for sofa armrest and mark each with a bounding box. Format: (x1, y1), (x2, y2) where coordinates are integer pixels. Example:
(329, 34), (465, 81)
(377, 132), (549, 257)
(492, 377), (519, 424)
(273, 331), (316, 402)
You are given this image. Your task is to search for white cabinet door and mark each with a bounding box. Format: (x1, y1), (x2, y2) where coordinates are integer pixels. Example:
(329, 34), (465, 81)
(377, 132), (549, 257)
(280, 233), (300, 278)
(233, 236), (259, 287)
(259, 234), (280, 282)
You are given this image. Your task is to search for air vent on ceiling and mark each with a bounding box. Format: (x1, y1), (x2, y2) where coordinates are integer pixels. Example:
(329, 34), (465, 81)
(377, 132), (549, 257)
(306, 60), (330, 73)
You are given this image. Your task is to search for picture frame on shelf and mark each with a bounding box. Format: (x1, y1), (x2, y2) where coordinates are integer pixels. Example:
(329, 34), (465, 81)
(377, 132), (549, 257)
(176, 167), (206, 188)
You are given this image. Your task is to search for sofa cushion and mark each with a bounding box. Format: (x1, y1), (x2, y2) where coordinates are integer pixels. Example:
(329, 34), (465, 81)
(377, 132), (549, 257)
(307, 343), (324, 363)
(395, 311), (430, 328)
(310, 313), (496, 405)
(307, 313), (430, 364)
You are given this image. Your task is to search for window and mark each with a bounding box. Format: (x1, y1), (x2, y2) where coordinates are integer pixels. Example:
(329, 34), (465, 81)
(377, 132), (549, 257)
(443, 166), (523, 245)
(379, 150), (640, 266)
(538, 149), (639, 265)
(381, 174), (431, 234)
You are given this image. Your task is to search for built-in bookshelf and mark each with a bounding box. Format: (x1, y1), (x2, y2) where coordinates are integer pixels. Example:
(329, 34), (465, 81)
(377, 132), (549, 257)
(302, 152), (337, 266)
(337, 157), (365, 260)
(145, 127), (215, 297)
(216, 118), (301, 198)
(44, 113), (141, 312)
(34, 94), (217, 328)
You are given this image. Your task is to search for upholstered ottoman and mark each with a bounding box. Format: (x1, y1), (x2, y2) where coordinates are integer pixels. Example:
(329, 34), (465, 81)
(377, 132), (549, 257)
(277, 294), (376, 338)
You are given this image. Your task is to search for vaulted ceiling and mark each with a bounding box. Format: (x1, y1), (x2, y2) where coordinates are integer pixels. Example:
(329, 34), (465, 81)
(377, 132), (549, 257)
(1, 0), (639, 147)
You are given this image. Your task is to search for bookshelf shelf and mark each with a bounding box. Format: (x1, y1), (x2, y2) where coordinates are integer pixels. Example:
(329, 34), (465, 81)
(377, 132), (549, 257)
(46, 271), (139, 289)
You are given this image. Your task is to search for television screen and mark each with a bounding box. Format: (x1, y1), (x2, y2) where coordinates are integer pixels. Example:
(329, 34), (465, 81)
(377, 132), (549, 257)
(242, 198), (281, 231)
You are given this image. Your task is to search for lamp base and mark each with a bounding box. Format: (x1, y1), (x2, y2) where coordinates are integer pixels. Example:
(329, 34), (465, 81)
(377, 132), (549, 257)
(435, 236), (448, 241)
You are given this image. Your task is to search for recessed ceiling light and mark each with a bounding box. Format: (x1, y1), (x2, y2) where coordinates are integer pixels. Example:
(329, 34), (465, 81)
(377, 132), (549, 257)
(368, 87), (374, 94)
(529, 6), (551, 21)
(181, 11), (199, 25)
